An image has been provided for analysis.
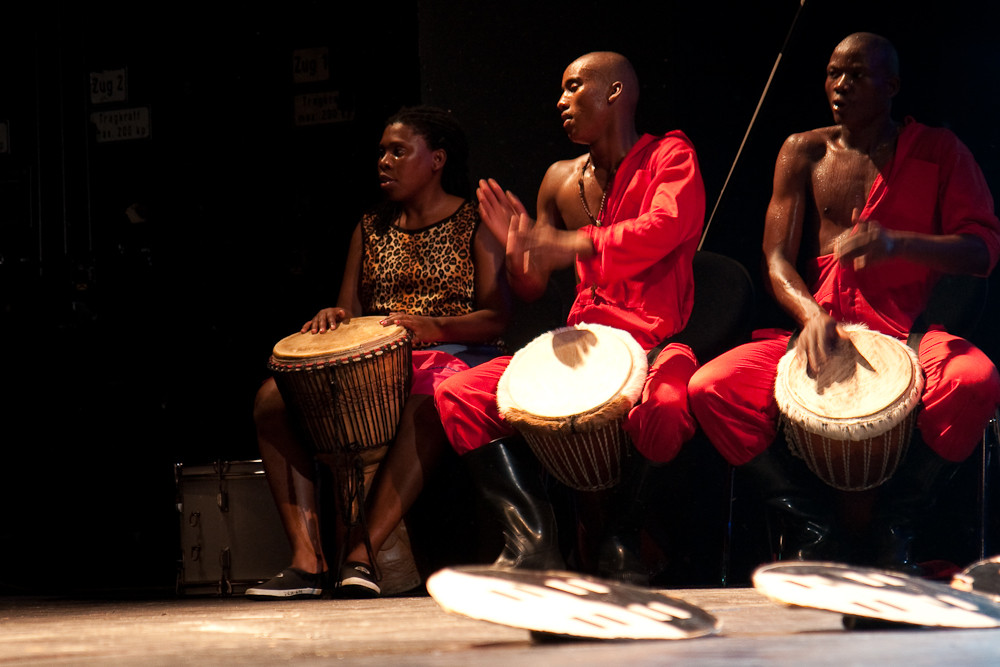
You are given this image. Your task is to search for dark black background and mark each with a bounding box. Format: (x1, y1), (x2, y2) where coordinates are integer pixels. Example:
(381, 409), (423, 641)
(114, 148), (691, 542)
(1, 0), (997, 593)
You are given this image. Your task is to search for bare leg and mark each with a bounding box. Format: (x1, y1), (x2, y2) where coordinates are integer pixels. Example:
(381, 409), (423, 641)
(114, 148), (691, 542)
(343, 393), (446, 565)
(254, 378), (328, 574)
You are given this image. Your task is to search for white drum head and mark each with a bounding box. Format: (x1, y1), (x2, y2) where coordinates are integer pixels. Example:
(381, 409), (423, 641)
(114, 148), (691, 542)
(775, 324), (923, 440)
(499, 324), (645, 419)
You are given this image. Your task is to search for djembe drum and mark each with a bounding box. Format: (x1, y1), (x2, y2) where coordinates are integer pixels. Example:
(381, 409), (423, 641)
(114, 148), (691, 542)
(497, 323), (648, 491)
(774, 324), (925, 491)
(267, 316), (412, 460)
(267, 316), (419, 594)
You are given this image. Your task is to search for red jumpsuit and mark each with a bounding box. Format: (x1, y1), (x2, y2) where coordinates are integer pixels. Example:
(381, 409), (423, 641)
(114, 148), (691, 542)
(689, 119), (1000, 465)
(435, 132), (706, 463)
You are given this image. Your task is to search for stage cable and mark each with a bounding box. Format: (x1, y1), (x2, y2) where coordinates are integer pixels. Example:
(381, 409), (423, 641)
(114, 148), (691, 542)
(699, 0), (808, 250)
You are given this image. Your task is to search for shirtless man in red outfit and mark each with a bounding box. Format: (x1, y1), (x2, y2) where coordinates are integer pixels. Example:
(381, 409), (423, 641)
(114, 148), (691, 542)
(688, 33), (1000, 574)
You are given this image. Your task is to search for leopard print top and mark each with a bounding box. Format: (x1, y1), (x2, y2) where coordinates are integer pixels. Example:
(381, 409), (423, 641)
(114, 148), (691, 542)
(359, 200), (480, 338)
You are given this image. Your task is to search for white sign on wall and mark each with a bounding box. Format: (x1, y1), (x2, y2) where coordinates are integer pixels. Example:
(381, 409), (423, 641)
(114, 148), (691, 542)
(90, 68), (128, 105)
(293, 92), (352, 126)
(90, 107), (151, 143)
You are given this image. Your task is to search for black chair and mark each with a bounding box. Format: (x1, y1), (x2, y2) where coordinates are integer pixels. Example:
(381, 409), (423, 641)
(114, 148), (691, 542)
(670, 250), (756, 364)
(655, 250), (756, 586)
(911, 273), (989, 338)
(915, 273), (997, 561)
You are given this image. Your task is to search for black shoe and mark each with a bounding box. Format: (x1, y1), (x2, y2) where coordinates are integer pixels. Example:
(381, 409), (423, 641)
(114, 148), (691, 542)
(336, 561), (381, 599)
(246, 568), (326, 600)
(774, 512), (839, 562)
(597, 535), (650, 586)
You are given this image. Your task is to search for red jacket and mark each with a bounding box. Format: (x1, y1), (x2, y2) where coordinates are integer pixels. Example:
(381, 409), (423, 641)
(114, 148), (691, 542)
(570, 132), (706, 351)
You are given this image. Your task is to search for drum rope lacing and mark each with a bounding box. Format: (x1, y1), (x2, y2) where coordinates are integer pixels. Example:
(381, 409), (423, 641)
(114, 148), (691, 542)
(527, 429), (626, 492)
(782, 412), (914, 492)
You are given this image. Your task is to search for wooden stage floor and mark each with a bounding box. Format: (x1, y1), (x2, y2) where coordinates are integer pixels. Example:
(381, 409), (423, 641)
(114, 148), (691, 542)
(3, 586), (1000, 665)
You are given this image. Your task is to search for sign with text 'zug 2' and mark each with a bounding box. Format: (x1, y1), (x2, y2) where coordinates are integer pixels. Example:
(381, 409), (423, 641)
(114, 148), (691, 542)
(90, 69), (128, 105)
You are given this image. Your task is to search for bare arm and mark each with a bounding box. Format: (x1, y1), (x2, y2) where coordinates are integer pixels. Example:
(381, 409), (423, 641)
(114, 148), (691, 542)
(478, 168), (591, 302)
(301, 222), (364, 333)
(476, 177), (544, 301)
(763, 134), (845, 373)
(510, 164), (593, 301)
(837, 213), (991, 275)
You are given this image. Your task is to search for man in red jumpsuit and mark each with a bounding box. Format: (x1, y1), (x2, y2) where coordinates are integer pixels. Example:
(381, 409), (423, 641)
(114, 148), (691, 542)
(434, 51), (706, 584)
(688, 32), (1000, 574)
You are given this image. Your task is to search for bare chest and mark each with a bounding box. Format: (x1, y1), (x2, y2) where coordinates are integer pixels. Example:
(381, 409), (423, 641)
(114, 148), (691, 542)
(554, 178), (600, 231)
(811, 151), (882, 226)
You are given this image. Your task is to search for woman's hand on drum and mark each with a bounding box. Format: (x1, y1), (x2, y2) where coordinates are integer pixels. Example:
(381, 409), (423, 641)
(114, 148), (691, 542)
(797, 312), (849, 377)
(302, 307), (350, 334)
(381, 312), (442, 345)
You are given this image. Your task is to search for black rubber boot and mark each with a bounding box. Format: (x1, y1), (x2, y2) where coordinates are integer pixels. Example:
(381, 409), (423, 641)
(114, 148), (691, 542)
(741, 444), (838, 561)
(463, 436), (565, 570)
(870, 437), (961, 575)
(596, 452), (660, 586)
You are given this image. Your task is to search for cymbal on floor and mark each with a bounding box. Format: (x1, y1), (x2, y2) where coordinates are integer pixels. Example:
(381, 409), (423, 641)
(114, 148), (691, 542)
(753, 561), (1000, 629)
(426, 566), (720, 641)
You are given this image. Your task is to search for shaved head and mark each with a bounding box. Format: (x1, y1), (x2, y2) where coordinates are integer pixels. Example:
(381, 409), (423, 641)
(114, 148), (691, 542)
(571, 51), (640, 112)
(833, 32), (900, 80)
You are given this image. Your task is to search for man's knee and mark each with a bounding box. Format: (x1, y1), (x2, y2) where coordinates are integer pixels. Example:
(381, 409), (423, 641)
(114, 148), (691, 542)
(626, 398), (695, 464)
(688, 365), (732, 423)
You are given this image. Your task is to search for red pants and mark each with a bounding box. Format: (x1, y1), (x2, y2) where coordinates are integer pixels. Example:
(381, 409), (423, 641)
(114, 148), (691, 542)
(410, 349), (470, 396)
(434, 343), (698, 463)
(688, 328), (1000, 465)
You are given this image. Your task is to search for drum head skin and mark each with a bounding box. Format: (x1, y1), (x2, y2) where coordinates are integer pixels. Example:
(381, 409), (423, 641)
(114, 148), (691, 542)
(498, 324), (647, 420)
(753, 562), (1000, 629)
(775, 325), (922, 434)
(426, 566), (720, 641)
(271, 316), (407, 360)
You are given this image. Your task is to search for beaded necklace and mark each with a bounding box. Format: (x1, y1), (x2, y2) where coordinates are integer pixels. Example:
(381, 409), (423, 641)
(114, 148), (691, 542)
(577, 155), (616, 226)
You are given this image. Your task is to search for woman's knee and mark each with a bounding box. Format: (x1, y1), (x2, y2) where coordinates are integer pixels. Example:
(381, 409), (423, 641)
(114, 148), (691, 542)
(253, 378), (286, 425)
